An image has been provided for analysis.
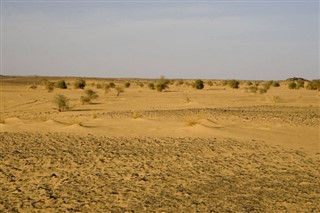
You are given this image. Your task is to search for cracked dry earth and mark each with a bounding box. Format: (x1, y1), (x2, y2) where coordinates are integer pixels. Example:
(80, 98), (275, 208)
(1, 133), (319, 212)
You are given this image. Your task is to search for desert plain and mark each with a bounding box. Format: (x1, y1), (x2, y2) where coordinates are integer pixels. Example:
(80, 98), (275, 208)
(0, 76), (319, 212)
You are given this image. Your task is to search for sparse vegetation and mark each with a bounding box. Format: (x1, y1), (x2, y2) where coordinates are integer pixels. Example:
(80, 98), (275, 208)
(175, 80), (184, 86)
(193, 79), (204, 90)
(155, 76), (170, 92)
(272, 81), (280, 87)
(296, 79), (304, 89)
(207, 81), (213, 86)
(103, 83), (111, 94)
(44, 81), (54, 92)
(53, 94), (70, 112)
(109, 82), (116, 88)
(124, 82), (131, 88)
(288, 81), (297, 89)
(116, 87), (124, 96)
(247, 85), (258, 93)
(29, 84), (37, 90)
(148, 83), (155, 90)
(85, 89), (99, 100)
(80, 96), (91, 104)
(247, 81), (253, 86)
(74, 79), (86, 89)
(137, 82), (144, 88)
(56, 80), (67, 89)
(228, 80), (240, 89)
(96, 83), (102, 89)
(306, 80), (320, 90)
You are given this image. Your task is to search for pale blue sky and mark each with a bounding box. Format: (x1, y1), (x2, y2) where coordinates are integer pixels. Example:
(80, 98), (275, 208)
(1, 0), (319, 80)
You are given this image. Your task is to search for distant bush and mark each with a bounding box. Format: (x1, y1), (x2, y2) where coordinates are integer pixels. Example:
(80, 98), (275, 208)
(258, 88), (268, 94)
(296, 80), (304, 89)
(137, 82), (144, 87)
(246, 81), (253, 86)
(247, 85), (258, 93)
(124, 82), (131, 88)
(56, 80), (67, 89)
(103, 83), (111, 94)
(193, 79), (204, 90)
(96, 83), (102, 89)
(109, 82), (116, 88)
(306, 80), (320, 90)
(53, 94), (70, 111)
(264, 81), (273, 90)
(175, 80), (184, 86)
(228, 80), (240, 89)
(29, 84), (37, 90)
(155, 76), (170, 92)
(44, 81), (54, 92)
(222, 80), (228, 86)
(74, 79), (86, 89)
(85, 89), (99, 99)
(207, 81), (213, 86)
(272, 81), (280, 87)
(116, 86), (124, 96)
(80, 96), (91, 104)
(288, 81), (297, 89)
(148, 83), (155, 90)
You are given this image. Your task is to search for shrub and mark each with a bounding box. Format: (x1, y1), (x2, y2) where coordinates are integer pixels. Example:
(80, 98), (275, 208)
(247, 85), (258, 93)
(116, 86), (124, 96)
(296, 80), (304, 89)
(272, 81), (280, 87)
(137, 82), (144, 87)
(103, 84), (111, 94)
(74, 79), (86, 89)
(288, 81), (296, 89)
(258, 88), (268, 94)
(228, 80), (240, 89)
(56, 80), (67, 89)
(96, 83), (102, 89)
(53, 94), (70, 111)
(109, 82), (116, 88)
(207, 81), (213, 86)
(193, 79), (204, 90)
(44, 81), (54, 92)
(85, 89), (99, 99)
(263, 81), (273, 90)
(155, 76), (170, 92)
(306, 80), (320, 90)
(247, 81), (253, 86)
(124, 82), (131, 88)
(148, 83), (155, 90)
(80, 96), (91, 104)
(29, 84), (37, 90)
(175, 80), (184, 86)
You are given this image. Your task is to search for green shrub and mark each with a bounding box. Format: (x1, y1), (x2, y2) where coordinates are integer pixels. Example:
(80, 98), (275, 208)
(53, 94), (70, 111)
(306, 80), (320, 90)
(74, 79), (86, 89)
(193, 79), (204, 90)
(155, 76), (170, 92)
(148, 83), (155, 90)
(56, 80), (67, 89)
(124, 82), (131, 88)
(288, 81), (296, 89)
(228, 80), (240, 89)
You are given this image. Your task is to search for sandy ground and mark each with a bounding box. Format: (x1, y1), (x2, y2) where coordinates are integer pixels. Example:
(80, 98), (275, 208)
(1, 76), (320, 212)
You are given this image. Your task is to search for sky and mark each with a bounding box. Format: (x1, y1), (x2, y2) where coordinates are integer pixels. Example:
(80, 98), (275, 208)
(1, 0), (319, 80)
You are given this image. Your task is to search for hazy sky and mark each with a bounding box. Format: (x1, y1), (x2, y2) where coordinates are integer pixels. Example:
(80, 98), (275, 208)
(1, 0), (319, 80)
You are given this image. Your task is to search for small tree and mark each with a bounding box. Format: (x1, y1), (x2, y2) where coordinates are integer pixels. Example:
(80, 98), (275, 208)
(74, 79), (86, 89)
(56, 80), (67, 89)
(193, 79), (204, 90)
(115, 86), (124, 96)
(53, 94), (70, 112)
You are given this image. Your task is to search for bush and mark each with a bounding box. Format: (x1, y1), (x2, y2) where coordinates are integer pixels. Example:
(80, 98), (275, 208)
(103, 84), (111, 94)
(124, 82), (131, 88)
(228, 80), (240, 89)
(288, 81), (296, 89)
(116, 87), (124, 96)
(155, 76), (170, 92)
(175, 80), (184, 86)
(264, 81), (273, 90)
(247, 85), (258, 93)
(85, 89), (99, 99)
(53, 94), (70, 111)
(148, 83), (155, 90)
(109, 82), (116, 88)
(296, 80), (304, 89)
(29, 84), (37, 90)
(258, 88), (268, 94)
(96, 83), (102, 89)
(247, 81), (253, 86)
(74, 79), (86, 89)
(193, 79), (204, 90)
(80, 96), (91, 104)
(272, 81), (280, 87)
(137, 82), (144, 87)
(44, 81), (54, 92)
(56, 80), (67, 89)
(306, 80), (320, 90)
(207, 81), (213, 86)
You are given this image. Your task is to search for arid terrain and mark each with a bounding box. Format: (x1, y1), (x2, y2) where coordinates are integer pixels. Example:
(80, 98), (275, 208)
(1, 76), (319, 212)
